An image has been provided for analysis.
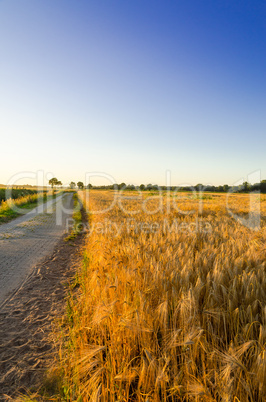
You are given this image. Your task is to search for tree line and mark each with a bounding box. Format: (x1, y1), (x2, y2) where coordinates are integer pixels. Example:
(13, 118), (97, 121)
(84, 180), (266, 193)
(48, 178), (85, 189)
(49, 178), (266, 193)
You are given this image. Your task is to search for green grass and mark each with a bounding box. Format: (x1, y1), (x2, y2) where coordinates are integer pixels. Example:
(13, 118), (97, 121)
(0, 188), (39, 203)
(64, 193), (83, 241)
(0, 192), (56, 224)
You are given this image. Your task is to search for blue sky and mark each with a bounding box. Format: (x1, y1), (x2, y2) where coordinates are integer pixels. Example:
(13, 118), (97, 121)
(0, 0), (265, 186)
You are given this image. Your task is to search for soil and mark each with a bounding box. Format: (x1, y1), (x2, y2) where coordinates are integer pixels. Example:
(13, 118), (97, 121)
(0, 205), (87, 401)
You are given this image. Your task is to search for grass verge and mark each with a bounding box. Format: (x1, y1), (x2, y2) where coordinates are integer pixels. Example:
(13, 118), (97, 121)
(0, 191), (60, 225)
(64, 193), (84, 241)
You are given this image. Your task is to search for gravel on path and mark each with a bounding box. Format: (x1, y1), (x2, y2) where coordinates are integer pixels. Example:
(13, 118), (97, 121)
(0, 193), (74, 307)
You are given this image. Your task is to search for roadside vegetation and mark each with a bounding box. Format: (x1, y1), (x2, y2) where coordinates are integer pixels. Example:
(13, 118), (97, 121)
(0, 188), (38, 203)
(64, 193), (84, 241)
(38, 190), (266, 401)
(0, 189), (60, 224)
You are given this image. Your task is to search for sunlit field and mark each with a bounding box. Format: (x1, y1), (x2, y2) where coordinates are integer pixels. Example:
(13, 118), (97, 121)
(56, 190), (266, 401)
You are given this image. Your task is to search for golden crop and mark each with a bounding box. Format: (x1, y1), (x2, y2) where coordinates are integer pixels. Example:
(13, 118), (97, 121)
(58, 190), (266, 401)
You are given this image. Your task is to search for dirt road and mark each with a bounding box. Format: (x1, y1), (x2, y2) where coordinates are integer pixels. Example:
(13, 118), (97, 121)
(0, 200), (86, 400)
(0, 193), (74, 307)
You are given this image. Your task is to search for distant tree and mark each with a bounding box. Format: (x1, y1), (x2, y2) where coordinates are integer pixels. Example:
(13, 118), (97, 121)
(195, 184), (203, 191)
(49, 177), (59, 188)
(69, 181), (76, 189)
(243, 181), (251, 192)
(126, 184), (135, 191)
(140, 184), (146, 191)
(205, 185), (215, 192)
(57, 180), (62, 187)
(77, 181), (84, 189)
(119, 183), (126, 190)
(260, 180), (266, 193)
(223, 184), (229, 192)
(87, 183), (93, 189)
(251, 182), (260, 192)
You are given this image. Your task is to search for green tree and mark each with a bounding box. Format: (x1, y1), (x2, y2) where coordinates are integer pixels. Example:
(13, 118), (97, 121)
(69, 181), (76, 189)
(260, 180), (266, 193)
(49, 177), (59, 188)
(127, 184), (135, 191)
(195, 183), (203, 191)
(77, 181), (84, 189)
(243, 181), (250, 192)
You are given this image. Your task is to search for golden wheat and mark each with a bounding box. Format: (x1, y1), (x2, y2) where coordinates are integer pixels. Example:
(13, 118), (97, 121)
(56, 190), (266, 401)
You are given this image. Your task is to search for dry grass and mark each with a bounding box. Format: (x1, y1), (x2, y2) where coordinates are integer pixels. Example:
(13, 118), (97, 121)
(55, 190), (266, 401)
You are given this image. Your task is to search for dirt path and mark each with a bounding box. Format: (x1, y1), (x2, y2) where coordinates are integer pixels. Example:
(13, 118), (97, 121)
(0, 197), (87, 400)
(0, 193), (73, 307)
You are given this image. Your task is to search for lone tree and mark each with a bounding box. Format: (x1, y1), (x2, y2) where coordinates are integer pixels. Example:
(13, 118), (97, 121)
(69, 181), (76, 189)
(77, 181), (84, 189)
(49, 177), (60, 188)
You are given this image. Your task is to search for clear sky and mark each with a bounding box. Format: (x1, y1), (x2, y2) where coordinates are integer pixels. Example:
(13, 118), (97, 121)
(0, 0), (265, 187)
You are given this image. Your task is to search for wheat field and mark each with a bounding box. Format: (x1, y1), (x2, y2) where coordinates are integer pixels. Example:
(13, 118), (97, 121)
(56, 190), (266, 401)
